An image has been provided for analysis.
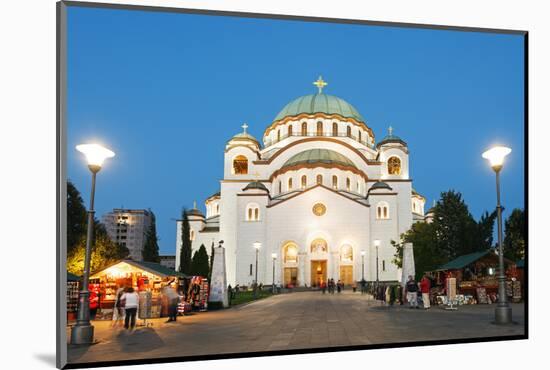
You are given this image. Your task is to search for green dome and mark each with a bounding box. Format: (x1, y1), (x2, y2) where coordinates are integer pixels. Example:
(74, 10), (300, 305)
(282, 149), (356, 169)
(274, 93), (364, 123)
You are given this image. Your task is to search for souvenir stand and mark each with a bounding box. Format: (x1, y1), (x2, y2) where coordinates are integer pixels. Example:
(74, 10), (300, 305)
(66, 272), (80, 322)
(89, 260), (185, 320)
(179, 276), (209, 313)
(430, 250), (517, 306)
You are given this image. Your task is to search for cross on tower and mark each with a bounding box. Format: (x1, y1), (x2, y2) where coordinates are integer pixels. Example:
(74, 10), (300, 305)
(388, 126), (394, 136)
(241, 123), (249, 134)
(313, 76), (328, 94)
(193, 200), (197, 209)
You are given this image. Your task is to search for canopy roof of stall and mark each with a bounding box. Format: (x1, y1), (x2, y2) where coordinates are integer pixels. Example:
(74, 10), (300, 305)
(90, 259), (188, 279)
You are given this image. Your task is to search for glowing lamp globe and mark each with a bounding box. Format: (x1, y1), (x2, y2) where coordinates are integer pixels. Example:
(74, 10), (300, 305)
(76, 143), (115, 171)
(271, 253), (277, 259)
(253, 241), (262, 250)
(374, 239), (381, 247)
(482, 146), (511, 171)
(360, 250), (366, 256)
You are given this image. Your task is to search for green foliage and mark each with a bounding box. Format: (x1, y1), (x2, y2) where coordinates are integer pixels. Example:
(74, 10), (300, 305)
(178, 208), (192, 275)
(190, 244), (210, 277)
(207, 240), (215, 282)
(142, 210), (160, 262)
(503, 208), (525, 261)
(67, 181), (88, 255)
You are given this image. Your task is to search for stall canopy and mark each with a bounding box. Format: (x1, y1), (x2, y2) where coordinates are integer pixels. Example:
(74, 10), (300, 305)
(433, 249), (514, 273)
(67, 272), (81, 281)
(90, 259), (188, 280)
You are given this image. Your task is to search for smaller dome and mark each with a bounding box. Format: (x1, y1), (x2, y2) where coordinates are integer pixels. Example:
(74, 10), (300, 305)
(228, 123), (260, 146)
(186, 208), (204, 217)
(282, 149), (356, 170)
(243, 181), (269, 192)
(369, 181), (393, 191)
(377, 126), (407, 148)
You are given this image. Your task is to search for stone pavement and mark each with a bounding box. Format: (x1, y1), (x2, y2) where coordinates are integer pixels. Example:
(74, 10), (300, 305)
(67, 291), (525, 365)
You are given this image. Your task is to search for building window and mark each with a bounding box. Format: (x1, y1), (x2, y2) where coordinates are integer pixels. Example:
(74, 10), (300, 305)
(358, 130), (362, 142)
(288, 124), (293, 137)
(301, 122), (307, 135)
(382, 260), (386, 271)
(233, 155), (248, 175)
(346, 177), (351, 191)
(288, 177), (293, 191)
(301, 175), (307, 189)
(216, 204), (220, 214)
(284, 244), (298, 263)
(311, 238), (328, 253)
(341, 245), (353, 263)
(357, 181), (360, 193)
(332, 175), (338, 189)
(278, 181), (282, 194)
(246, 203), (260, 221)
(250, 264), (253, 276)
(376, 202), (390, 220)
(190, 229), (195, 241)
(332, 122), (338, 136)
(346, 126), (352, 138)
(317, 121), (323, 136)
(388, 156), (402, 175)
(316, 174), (323, 185)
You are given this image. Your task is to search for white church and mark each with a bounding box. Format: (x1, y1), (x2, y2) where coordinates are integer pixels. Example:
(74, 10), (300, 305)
(176, 77), (428, 287)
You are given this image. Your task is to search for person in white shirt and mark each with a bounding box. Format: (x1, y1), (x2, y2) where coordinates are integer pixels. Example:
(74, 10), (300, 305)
(121, 287), (139, 330)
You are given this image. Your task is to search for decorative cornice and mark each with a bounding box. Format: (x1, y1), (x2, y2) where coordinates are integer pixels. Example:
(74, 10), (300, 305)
(269, 162), (368, 181)
(267, 184), (370, 209)
(264, 112), (374, 140)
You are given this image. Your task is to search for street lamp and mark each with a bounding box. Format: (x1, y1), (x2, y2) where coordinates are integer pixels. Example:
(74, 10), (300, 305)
(271, 253), (277, 294)
(253, 242), (262, 299)
(374, 239), (381, 288)
(482, 145), (512, 324)
(360, 250), (366, 281)
(71, 143), (115, 344)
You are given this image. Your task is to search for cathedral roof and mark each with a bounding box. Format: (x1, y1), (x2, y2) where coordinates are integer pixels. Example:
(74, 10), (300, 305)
(243, 181), (269, 192)
(282, 149), (356, 170)
(273, 93), (364, 123)
(377, 126), (407, 148)
(369, 181), (393, 191)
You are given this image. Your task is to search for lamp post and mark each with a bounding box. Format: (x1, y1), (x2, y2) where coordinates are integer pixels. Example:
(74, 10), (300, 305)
(253, 242), (262, 299)
(360, 250), (366, 281)
(482, 145), (512, 325)
(374, 239), (381, 288)
(271, 253), (277, 294)
(71, 143), (115, 344)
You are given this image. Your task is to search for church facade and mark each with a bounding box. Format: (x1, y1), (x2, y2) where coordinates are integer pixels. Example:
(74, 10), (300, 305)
(176, 77), (427, 287)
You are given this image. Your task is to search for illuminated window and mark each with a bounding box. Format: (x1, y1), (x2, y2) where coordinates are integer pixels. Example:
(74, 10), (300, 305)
(288, 177), (293, 191)
(388, 156), (402, 175)
(284, 244), (298, 263)
(332, 175), (338, 189)
(316, 174), (323, 185)
(332, 122), (338, 136)
(376, 202), (390, 220)
(341, 245), (353, 263)
(311, 238), (328, 253)
(190, 229), (195, 241)
(246, 203), (260, 221)
(317, 121), (323, 136)
(301, 175), (307, 189)
(233, 155), (248, 175)
(301, 122), (307, 135)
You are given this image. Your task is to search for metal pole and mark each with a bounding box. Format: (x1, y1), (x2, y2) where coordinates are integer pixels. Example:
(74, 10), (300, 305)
(71, 168), (98, 344)
(361, 254), (365, 281)
(254, 248), (259, 299)
(376, 245), (379, 287)
(272, 257), (275, 294)
(494, 169), (512, 324)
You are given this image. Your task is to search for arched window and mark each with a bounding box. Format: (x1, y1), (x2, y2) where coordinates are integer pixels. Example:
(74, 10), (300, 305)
(288, 124), (293, 137)
(388, 156), (402, 175)
(376, 202), (390, 220)
(332, 122), (338, 136)
(277, 129), (281, 142)
(346, 126), (352, 138)
(316, 174), (323, 185)
(301, 175), (307, 189)
(216, 204), (220, 214)
(332, 175), (338, 189)
(278, 181), (282, 194)
(288, 177), (293, 191)
(233, 155), (248, 175)
(358, 130), (362, 142)
(190, 229), (195, 241)
(246, 203), (260, 221)
(311, 238), (328, 253)
(317, 121), (323, 136)
(301, 122), (307, 136)
(284, 244), (298, 263)
(357, 181), (360, 193)
(341, 245), (353, 263)
(346, 177), (351, 191)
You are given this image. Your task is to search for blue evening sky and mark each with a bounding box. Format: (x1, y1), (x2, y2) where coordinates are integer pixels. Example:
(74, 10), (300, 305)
(67, 7), (525, 255)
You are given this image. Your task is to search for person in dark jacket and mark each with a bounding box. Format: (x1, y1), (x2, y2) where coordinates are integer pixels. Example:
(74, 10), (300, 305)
(405, 275), (419, 309)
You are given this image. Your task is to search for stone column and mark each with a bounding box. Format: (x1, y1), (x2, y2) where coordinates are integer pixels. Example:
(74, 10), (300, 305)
(209, 246), (228, 307)
(298, 252), (306, 287)
(401, 243), (415, 286)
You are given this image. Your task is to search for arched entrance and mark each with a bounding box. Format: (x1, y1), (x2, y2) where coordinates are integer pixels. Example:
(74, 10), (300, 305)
(339, 244), (354, 285)
(310, 238), (328, 287)
(282, 243), (298, 287)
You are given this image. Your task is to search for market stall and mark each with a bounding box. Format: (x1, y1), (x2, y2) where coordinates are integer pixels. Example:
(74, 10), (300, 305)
(67, 272), (80, 322)
(429, 250), (519, 305)
(89, 260), (186, 320)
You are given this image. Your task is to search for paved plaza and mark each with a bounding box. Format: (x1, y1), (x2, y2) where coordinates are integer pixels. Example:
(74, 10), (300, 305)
(67, 291), (525, 365)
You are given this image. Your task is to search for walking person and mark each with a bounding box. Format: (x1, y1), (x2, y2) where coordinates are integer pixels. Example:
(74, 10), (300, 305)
(321, 280), (327, 294)
(121, 287), (139, 330)
(337, 280), (342, 293)
(405, 275), (419, 309)
(420, 274), (432, 309)
(111, 287), (125, 328)
(163, 283), (179, 323)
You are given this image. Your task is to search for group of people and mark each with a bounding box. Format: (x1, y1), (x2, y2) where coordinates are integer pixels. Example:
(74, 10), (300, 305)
(320, 278), (344, 294)
(405, 274), (432, 309)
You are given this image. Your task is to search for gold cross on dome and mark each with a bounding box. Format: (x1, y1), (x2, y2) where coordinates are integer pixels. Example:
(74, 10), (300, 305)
(313, 76), (328, 94)
(241, 123), (249, 133)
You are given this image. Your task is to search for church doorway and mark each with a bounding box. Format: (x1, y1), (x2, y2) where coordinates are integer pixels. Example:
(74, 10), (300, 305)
(339, 265), (354, 286)
(284, 267), (298, 287)
(310, 260), (327, 287)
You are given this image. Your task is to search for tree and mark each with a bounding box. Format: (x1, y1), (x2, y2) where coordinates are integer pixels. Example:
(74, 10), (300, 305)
(67, 180), (88, 255)
(503, 208), (526, 261)
(178, 208), (192, 275)
(142, 210), (160, 262)
(208, 240), (215, 282)
(472, 210), (497, 252)
(191, 244), (210, 277)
